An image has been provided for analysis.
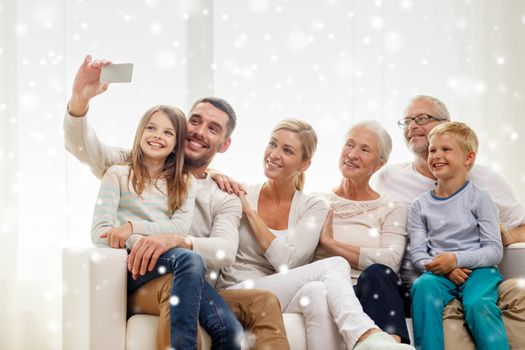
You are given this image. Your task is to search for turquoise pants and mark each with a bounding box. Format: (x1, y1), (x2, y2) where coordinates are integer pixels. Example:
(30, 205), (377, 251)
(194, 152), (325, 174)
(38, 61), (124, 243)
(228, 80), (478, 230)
(411, 267), (509, 350)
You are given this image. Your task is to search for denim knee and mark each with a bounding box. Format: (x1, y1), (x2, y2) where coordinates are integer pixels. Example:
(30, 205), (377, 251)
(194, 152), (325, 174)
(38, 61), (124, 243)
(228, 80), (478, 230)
(158, 248), (206, 276)
(200, 286), (243, 350)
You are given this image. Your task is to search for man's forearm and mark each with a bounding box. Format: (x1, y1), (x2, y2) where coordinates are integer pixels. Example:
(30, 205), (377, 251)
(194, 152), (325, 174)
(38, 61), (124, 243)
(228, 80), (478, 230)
(502, 223), (525, 245)
(67, 95), (90, 117)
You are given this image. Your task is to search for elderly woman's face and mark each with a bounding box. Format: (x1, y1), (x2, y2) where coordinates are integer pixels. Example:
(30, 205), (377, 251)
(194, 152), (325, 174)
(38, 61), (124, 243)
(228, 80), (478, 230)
(339, 127), (384, 180)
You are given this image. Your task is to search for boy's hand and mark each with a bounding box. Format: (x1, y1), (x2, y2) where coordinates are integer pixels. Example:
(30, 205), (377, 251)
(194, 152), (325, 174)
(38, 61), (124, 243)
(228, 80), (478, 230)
(425, 252), (457, 275)
(101, 222), (132, 248)
(446, 267), (472, 286)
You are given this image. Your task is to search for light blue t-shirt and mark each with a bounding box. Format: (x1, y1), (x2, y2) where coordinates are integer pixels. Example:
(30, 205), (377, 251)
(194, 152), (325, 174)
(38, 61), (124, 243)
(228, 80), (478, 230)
(408, 181), (503, 272)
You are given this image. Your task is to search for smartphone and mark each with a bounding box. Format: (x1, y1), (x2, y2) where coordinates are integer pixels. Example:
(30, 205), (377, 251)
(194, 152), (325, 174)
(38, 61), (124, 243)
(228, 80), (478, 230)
(100, 63), (134, 84)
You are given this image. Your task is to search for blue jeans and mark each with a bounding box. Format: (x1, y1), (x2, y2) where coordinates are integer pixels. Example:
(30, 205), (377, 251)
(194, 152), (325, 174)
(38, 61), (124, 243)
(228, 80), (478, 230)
(128, 247), (242, 350)
(411, 267), (509, 350)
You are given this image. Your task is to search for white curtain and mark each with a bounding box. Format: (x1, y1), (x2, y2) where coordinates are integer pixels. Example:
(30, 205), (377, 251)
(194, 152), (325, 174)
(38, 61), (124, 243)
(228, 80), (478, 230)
(1, 1), (524, 349)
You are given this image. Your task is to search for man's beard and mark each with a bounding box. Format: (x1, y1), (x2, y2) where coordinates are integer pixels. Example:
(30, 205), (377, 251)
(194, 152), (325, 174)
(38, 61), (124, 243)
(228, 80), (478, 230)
(410, 142), (429, 161)
(184, 155), (210, 169)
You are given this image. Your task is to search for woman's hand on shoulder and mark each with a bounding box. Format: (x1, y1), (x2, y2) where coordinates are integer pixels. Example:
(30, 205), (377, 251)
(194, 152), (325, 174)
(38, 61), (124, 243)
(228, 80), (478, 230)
(237, 192), (255, 216)
(209, 168), (246, 195)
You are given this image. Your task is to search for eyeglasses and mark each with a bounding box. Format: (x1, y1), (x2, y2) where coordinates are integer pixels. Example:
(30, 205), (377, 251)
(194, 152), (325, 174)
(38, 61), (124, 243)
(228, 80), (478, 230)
(397, 114), (445, 128)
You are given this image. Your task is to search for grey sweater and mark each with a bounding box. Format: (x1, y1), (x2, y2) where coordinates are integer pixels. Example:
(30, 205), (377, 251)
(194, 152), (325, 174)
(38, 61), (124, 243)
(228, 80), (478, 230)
(408, 181), (503, 272)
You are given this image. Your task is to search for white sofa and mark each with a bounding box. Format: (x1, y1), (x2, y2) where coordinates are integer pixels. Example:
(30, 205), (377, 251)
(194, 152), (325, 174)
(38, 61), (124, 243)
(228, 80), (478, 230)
(63, 244), (525, 350)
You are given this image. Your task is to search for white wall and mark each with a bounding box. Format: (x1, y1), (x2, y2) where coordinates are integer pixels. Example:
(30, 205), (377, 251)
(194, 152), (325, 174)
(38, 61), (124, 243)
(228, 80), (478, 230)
(210, 0), (525, 198)
(1, 1), (524, 349)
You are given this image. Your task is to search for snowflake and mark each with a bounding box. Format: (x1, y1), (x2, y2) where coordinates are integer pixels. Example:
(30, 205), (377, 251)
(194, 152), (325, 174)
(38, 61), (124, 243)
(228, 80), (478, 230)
(149, 22), (163, 35)
(243, 279), (255, 289)
(299, 296), (310, 306)
(384, 32), (404, 52)
(170, 295), (180, 306)
(278, 264), (289, 274)
(288, 30), (308, 51)
(370, 17), (384, 30)
(158, 265), (167, 274)
(216, 249), (226, 260)
(368, 228), (379, 237)
(249, 0), (269, 14)
(400, 0), (413, 10)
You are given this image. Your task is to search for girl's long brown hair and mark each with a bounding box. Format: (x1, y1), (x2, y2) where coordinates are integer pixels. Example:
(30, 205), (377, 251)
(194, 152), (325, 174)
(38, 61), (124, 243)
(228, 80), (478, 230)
(129, 105), (190, 214)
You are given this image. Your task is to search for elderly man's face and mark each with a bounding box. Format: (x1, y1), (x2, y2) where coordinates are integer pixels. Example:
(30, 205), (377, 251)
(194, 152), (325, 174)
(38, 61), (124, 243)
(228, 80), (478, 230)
(403, 99), (444, 158)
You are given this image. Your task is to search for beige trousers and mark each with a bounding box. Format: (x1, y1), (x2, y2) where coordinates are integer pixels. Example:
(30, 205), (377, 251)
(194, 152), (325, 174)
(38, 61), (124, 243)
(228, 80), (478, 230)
(442, 278), (525, 350)
(128, 273), (290, 350)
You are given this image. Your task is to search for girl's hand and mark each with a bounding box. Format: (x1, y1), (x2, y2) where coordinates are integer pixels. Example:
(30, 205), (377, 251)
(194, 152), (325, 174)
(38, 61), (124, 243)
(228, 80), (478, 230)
(101, 222), (133, 248)
(319, 209), (335, 248)
(209, 169), (246, 195)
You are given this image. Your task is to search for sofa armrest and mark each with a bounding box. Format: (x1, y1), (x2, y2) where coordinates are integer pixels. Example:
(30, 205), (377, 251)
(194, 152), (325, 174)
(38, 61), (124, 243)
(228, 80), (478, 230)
(63, 247), (128, 350)
(500, 242), (525, 280)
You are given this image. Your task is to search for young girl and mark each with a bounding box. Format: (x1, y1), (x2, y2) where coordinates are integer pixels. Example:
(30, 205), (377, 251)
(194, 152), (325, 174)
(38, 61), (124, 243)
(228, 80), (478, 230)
(91, 105), (194, 249)
(91, 105), (242, 350)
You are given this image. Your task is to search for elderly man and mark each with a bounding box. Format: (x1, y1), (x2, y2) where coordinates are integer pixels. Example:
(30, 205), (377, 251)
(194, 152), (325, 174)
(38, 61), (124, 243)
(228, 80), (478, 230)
(374, 95), (525, 349)
(64, 55), (289, 350)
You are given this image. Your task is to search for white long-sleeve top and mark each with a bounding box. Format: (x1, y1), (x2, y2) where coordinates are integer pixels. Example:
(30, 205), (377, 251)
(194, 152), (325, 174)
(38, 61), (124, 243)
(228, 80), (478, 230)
(216, 183), (329, 289)
(313, 192), (407, 282)
(64, 112), (241, 271)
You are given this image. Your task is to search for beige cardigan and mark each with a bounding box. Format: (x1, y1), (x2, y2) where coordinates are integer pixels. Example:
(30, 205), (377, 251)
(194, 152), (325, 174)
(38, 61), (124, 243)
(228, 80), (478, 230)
(313, 191), (407, 282)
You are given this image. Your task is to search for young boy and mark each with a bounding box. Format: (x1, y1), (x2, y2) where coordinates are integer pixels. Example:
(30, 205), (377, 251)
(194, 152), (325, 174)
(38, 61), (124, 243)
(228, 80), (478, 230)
(407, 122), (509, 350)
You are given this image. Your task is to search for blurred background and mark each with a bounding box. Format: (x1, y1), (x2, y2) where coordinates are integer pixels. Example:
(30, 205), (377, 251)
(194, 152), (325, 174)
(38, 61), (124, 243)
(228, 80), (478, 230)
(1, 0), (524, 348)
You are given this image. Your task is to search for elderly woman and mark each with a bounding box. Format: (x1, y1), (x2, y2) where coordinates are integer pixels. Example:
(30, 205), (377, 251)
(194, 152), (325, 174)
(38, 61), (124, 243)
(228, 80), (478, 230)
(213, 119), (414, 350)
(314, 120), (411, 345)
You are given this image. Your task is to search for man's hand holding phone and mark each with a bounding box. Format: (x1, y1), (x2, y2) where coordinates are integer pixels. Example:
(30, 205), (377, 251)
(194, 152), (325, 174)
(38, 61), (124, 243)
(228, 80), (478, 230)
(68, 55), (133, 117)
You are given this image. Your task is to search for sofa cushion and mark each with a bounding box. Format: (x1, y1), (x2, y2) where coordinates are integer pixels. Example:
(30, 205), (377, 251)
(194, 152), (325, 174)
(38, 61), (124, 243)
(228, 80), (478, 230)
(126, 313), (308, 350)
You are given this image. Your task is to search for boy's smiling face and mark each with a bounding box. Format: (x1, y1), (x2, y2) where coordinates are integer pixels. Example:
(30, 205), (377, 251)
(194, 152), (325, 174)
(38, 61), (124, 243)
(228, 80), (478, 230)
(427, 133), (475, 181)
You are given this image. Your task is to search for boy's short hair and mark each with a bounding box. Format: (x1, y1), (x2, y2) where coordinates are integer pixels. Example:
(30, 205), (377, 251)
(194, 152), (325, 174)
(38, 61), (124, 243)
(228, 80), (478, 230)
(428, 121), (479, 154)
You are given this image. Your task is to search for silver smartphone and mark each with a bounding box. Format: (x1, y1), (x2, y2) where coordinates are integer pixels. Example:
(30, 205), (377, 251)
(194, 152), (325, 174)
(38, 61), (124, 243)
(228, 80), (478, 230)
(100, 63), (134, 83)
